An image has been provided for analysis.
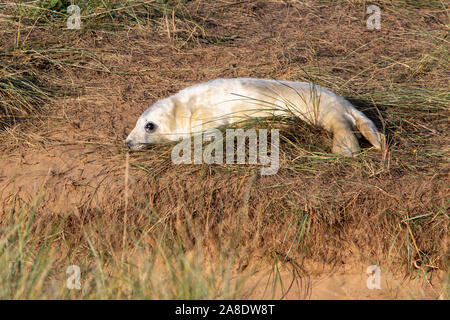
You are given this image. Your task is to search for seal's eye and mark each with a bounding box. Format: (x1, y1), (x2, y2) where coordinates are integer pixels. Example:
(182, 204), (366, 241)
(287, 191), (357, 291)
(145, 122), (156, 133)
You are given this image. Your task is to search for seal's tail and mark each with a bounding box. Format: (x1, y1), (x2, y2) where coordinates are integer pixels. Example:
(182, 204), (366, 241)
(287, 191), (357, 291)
(330, 105), (385, 156)
(350, 107), (385, 151)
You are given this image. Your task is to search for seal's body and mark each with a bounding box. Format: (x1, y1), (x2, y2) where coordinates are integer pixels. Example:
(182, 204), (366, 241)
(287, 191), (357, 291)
(126, 78), (384, 156)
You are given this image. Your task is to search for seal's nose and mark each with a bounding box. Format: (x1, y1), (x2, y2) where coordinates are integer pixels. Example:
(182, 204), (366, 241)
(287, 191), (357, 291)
(125, 139), (133, 149)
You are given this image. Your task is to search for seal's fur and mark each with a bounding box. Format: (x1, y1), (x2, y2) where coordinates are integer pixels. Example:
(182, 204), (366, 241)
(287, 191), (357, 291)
(126, 78), (384, 156)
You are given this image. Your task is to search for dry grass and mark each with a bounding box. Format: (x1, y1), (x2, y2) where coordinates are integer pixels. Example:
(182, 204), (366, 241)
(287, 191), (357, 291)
(0, 0), (448, 299)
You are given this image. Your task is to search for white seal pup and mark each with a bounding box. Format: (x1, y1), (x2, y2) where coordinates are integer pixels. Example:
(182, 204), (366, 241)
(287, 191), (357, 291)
(125, 78), (385, 156)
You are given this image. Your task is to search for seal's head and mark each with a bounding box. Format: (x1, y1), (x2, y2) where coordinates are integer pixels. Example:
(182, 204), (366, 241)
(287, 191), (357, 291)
(125, 98), (191, 150)
(125, 119), (157, 150)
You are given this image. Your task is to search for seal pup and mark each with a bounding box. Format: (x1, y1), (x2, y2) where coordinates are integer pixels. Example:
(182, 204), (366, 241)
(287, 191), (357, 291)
(125, 78), (385, 156)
